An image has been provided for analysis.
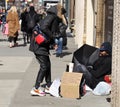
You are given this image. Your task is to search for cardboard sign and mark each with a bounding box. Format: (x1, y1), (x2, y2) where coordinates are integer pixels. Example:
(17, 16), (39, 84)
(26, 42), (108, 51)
(60, 72), (83, 98)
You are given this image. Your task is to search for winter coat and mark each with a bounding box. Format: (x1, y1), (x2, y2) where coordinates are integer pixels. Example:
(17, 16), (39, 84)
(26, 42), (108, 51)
(20, 11), (28, 32)
(6, 11), (20, 37)
(54, 22), (68, 39)
(29, 4), (64, 56)
(26, 6), (39, 34)
(87, 55), (111, 89)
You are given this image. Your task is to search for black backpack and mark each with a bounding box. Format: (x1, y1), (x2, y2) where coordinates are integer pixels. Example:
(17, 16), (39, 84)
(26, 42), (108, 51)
(27, 13), (36, 30)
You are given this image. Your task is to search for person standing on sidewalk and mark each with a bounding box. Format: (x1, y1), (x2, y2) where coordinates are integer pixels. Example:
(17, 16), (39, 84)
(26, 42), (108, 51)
(20, 7), (28, 45)
(1, 8), (7, 33)
(6, 6), (20, 48)
(29, 3), (66, 96)
(26, 6), (38, 43)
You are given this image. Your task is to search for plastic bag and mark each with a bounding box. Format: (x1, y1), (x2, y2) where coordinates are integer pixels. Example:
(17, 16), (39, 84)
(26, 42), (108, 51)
(49, 78), (61, 97)
(92, 81), (111, 96)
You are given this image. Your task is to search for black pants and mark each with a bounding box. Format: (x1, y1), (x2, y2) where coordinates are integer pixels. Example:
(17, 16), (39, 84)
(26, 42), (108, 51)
(73, 63), (96, 89)
(8, 36), (18, 43)
(35, 54), (51, 89)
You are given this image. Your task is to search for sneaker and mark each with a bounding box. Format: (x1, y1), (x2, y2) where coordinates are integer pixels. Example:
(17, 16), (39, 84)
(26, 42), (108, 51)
(30, 87), (46, 96)
(14, 43), (18, 47)
(44, 86), (50, 94)
(59, 53), (63, 58)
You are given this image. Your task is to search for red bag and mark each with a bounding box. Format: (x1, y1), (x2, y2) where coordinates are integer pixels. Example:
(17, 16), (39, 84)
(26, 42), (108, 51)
(104, 75), (111, 83)
(35, 34), (45, 44)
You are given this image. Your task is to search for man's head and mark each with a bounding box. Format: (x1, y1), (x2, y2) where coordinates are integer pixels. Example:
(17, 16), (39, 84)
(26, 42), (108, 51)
(99, 42), (112, 56)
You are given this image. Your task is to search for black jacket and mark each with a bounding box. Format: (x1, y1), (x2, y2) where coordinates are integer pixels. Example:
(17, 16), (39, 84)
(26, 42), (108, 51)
(20, 11), (28, 32)
(26, 6), (39, 34)
(87, 55), (112, 89)
(29, 5), (63, 56)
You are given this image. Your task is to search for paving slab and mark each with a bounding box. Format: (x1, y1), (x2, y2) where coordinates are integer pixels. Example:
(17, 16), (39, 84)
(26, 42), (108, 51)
(0, 80), (21, 107)
(0, 57), (33, 73)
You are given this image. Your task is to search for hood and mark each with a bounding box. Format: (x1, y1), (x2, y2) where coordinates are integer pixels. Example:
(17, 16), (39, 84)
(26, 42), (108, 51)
(47, 3), (63, 19)
(100, 42), (112, 55)
(30, 6), (35, 11)
(47, 5), (57, 15)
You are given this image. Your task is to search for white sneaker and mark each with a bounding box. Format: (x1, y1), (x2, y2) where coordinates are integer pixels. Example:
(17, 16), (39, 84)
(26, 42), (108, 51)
(30, 87), (46, 96)
(44, 86), (50, 94)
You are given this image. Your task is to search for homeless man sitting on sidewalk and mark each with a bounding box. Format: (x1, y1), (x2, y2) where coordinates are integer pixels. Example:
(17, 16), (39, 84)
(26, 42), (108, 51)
(73, 42), (112, 90)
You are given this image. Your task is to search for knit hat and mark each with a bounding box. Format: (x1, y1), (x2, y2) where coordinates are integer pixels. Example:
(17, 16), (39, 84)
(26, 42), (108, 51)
(100, 42), (112, 54)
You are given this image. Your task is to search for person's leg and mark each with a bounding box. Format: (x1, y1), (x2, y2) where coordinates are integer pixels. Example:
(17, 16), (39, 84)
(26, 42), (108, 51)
(27, 33), (30, 43)
(54, 38), (59, 57)
(35, 54), (51, 89)
(31, 54), (46, 96)
(74, 63), (94, 89)
(57, 37), (63, 54)
(13, 31), (19, 46)
(8, 36), (14, 47)
(13, 35), (18, 47)
(30, 54), (48, 96)
(23, 32), (26, 45)
(45, 56), (51, 87)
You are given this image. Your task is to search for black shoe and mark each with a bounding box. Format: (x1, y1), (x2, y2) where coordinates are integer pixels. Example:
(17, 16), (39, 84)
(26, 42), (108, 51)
(56, 54), (60, 57)
(56, 53), (62, 58)
(59, 54), (63, 58)
(27, 41), (30, 44)
(24, 42), (27, 46)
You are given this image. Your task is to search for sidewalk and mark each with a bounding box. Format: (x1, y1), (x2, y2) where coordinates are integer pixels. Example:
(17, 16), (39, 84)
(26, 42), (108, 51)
(0, 31), (111, 107)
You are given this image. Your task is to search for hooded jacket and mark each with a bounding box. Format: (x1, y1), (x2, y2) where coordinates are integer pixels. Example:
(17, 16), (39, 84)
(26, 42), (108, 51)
(87, 42), (112, 89)
(40, 4), (63, 38)
(29, 4), (64, 56)
(26, 6), (39, 34)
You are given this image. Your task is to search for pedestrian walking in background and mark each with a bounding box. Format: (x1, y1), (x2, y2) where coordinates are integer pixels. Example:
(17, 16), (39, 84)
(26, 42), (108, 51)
(26, 6), (39, 43)
(6, 6), (20, 48)
(1, 8), (7, 33)
(29, 3), (67, 96)
(20, 7), (28, 45)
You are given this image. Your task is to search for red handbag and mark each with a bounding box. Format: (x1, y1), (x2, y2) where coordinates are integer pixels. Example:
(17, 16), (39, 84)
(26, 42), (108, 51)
(35, 34), (45, 44)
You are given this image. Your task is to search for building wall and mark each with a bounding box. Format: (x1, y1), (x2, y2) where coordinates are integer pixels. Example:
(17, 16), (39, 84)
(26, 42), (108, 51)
(86, 0), (94, 46)
(74, 0), (85, 48)
(74, 0), (95, 48)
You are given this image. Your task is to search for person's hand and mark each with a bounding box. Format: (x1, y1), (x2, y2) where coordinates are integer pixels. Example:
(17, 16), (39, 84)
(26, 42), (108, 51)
(34, 31), (38, 35)
(54, 45), (58, 50)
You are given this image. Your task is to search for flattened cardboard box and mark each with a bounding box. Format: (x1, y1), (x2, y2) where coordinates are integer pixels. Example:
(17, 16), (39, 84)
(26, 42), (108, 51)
(60, 72), (83, 98)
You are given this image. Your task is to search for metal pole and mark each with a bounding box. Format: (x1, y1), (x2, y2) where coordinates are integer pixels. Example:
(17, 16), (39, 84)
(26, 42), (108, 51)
(5, 0), (8, 10)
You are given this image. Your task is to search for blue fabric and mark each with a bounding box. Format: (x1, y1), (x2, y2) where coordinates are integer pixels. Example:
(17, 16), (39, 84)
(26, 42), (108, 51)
(55, 37), (63, 54)
(99, 42), (112, 54)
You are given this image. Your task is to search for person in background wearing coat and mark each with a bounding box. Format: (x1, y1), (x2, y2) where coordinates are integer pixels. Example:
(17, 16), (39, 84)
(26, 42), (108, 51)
(26, 6), (39, 43)
(1, 8), (7, 32)
(20, 7), (28, 45)
(6, 6), (20, 48)
(29, 3), (66, 96)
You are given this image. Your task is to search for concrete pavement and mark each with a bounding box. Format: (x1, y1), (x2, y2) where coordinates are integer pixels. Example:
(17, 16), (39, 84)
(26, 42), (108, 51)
(0, 31), (111, 107)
